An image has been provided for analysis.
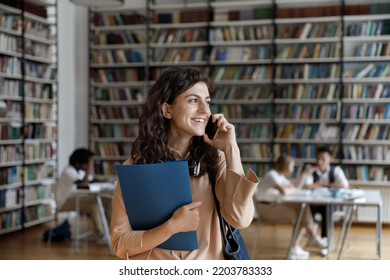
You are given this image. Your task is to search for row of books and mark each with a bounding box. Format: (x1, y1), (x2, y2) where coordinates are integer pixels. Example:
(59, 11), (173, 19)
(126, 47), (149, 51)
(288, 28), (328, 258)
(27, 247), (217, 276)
(152, 28), (207, 45)
(211, 66), (272, 81)
(343, 145), (390, 161)
(0, 124), (21, 140)
(346, 20), (387, 37)
(93, 88), (145, 102)
(0, 14), (21, 32)
(24, 142), (56, 161)
(344, 166), (390, 182)
(25, 82), (54, 100)
(344, 84), (390, 99)
(91, 142), (132, 158)
(94, 160), (120, 177)
(239, 143), (272, 159)
(0, 145), (22, 163)
(342, 104), (390, 120)
(24, 62), (55, 80)
(273, 143), (340, 159)
(242, 162), (271, 178)
(91, 105), (143, 120)
(276, 5), (341, 19)
(24, 184), (51, 203)
(275, 84), (339, 99)
(154, 10), (210, 24)
(0, 188), (20, 208)
(352, 42), (390, 58)
(92, 12), (146, 27)
(23, 164), (55, 182)
(0, 209), (22, 231)
(24, 18), (52, 40)
(90, 68), (144, 83)
(277, 43), (341, 60)
(91, 124), (139, 138)
(277, 22), (341, 39)
(91, 49), (143, 64)
(236, 124), (272, 139)
(93, 31), (145, 45)
(213, 104), (272, 119)
(275, 64), (340, 79)
(213, 7), (273, 22)
(343, 124), (390, 141)
(343, 64), (390, 79)
(0, 166), (21, 185)
(209, 25), (273, 42)
(23, 123), (57, 140)
(275, 124), (340, 141)
(0, 33), (22, 53)
(0, 56), (21, 75)
(0, 79), (20, 98)
(275, 104), (338, 120)
(155, 48), (206, 63)
(25, 39), (53, 60)
(211, 46), (272, 61)
(24, 204), (52, 223)
(25, 103), (55, 120)
(0, 101), (22, 119)
(213, 85), (271, 100)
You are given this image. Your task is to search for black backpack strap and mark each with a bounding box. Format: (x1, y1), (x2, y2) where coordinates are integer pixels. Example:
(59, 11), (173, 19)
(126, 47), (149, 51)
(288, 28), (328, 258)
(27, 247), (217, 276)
(313, 166), (336, 183)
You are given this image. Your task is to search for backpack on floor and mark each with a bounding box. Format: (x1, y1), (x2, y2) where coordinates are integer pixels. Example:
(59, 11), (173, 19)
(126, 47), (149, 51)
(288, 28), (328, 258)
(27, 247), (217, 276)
(43, 219), (71, 242)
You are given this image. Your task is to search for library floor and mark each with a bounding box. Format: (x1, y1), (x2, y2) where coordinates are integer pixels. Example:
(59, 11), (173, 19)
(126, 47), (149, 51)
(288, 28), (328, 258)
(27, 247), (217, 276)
(0, 216), (388, 260)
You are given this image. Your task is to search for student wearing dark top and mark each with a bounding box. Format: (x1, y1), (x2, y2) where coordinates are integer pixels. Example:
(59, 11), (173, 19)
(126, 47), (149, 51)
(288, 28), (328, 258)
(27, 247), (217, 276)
(304, 147), (349, 249)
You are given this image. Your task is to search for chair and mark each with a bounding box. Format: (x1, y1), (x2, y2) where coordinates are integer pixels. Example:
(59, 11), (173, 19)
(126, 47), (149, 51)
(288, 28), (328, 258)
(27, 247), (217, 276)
(45, 182), (71, 245)
(251, 199), (303, 259)
(45, 182), (93, 246)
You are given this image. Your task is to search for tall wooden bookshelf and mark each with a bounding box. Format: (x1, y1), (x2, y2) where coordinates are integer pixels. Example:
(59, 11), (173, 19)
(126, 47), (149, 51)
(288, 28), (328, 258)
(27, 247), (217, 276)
(0, 0), (57, 235)
(88, 0), (390, 222)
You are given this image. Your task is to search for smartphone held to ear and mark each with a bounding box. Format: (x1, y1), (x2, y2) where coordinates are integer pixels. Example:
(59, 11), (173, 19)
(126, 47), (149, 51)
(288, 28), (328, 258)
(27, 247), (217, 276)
(205, 116), (218, 139)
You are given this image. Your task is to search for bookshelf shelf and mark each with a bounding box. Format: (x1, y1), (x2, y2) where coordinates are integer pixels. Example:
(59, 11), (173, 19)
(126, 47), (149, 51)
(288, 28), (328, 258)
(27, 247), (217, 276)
(0, 0), (57, 236)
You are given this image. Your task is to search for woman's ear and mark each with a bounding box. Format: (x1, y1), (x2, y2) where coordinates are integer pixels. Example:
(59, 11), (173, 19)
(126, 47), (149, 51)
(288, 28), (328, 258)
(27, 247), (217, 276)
(161, 103), (172, 119)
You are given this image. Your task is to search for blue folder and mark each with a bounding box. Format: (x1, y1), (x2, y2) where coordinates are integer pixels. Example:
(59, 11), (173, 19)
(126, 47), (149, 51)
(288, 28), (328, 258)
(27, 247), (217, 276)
(115, 160), (198, 251)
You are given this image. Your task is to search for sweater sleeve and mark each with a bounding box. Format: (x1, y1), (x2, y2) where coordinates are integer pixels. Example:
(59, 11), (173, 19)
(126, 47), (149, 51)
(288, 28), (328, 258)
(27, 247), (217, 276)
(215, 152), (260, 229)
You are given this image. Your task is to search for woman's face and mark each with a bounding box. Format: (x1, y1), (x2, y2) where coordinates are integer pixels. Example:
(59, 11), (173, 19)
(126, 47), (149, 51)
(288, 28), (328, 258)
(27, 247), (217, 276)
(164, 82), (211, 141)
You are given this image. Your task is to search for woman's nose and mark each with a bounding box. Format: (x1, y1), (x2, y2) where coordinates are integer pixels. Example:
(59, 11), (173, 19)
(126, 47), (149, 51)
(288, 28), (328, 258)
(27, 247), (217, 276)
(198, 101), (209, 113)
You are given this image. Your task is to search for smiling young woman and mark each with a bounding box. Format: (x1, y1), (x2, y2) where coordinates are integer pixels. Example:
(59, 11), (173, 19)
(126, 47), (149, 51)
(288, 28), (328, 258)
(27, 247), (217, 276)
(110, 66), (259, 260)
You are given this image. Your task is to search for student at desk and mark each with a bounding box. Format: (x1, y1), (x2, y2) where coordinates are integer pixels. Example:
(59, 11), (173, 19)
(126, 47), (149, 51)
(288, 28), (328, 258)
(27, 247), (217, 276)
(304, 146), (349, 244)
(57, 148), (112, 244)
(255, 155), (327, 260)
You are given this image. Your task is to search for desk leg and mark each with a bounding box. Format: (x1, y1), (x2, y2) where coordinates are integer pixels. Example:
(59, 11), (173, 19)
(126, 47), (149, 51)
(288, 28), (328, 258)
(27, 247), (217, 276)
(75, 194), (80, 254)
(326, 204), (333, 260)
(377, 205), (382, 259)
(337, 204), (356, 260)
(96, 194), (114, 255)
(287, 202), (306, 259)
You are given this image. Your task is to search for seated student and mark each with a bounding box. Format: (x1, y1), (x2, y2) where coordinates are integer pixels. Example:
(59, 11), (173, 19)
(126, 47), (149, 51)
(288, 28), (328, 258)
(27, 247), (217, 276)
(57, 148), (112, 244)
(255, 155), (327, 260)
(304, 146), (349, 244)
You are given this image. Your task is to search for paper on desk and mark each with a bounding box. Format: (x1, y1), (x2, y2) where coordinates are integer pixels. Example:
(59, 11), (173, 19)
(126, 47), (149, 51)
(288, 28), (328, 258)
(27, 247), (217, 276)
(115, 160), (198, 251)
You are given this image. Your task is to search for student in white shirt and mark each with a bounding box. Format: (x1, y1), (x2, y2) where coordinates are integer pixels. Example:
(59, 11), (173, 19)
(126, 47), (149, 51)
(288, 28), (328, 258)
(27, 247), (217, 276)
(58, 148), (112, 243)
(304, 146), (349, 242)
(255, 155), (327, 260)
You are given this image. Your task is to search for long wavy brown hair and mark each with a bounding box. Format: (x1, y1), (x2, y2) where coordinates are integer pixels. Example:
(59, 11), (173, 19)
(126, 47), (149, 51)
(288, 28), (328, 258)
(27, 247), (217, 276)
(131, 67), (219, 176)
